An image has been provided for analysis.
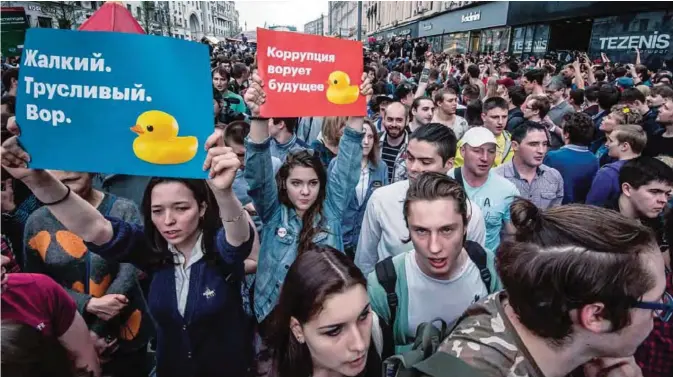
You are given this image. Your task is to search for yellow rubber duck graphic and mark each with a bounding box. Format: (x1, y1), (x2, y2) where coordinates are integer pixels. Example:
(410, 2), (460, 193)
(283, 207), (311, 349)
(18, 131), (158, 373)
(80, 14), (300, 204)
(326, 71), (360, 105)
(130, 110), (198, 165)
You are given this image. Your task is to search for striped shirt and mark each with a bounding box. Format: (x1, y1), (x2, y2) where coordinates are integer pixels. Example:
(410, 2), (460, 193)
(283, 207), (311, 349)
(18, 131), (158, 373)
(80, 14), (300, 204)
(381, 138), (404, 182)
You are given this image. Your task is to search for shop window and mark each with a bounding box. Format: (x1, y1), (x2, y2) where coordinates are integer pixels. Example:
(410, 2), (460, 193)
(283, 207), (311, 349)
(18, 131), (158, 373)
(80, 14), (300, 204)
(481, 27), (510, 53)
(511, 27), (525, 54)
(37, 16), (53, 28)
(531, 24), (549, 55)
(442, 32), (469, 54)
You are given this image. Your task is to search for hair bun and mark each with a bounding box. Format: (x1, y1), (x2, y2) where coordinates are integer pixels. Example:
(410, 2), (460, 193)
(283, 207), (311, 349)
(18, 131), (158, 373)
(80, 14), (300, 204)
(510, 198), (542, 240)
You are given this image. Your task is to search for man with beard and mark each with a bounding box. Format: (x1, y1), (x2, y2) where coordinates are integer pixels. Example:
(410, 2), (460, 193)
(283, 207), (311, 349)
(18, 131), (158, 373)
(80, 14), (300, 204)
(432, 89), (469, 139)
(355, 124), (486, 276)
(380, 102), (409, 183)
(495, 121), (563, 209)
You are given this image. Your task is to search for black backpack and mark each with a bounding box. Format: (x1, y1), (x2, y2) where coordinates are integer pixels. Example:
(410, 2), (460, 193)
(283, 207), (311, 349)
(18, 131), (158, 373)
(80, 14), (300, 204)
(374, 240), (493, 359)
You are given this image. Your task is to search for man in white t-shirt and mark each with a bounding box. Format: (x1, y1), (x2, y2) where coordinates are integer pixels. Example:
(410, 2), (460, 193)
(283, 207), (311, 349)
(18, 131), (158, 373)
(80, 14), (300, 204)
(355, 123), (486, 276)
(367, 172), (492, 355)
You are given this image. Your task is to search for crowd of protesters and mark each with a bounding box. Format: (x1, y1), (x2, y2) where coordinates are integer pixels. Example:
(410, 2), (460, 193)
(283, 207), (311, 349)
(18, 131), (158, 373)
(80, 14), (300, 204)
(1, 28), (673, 377)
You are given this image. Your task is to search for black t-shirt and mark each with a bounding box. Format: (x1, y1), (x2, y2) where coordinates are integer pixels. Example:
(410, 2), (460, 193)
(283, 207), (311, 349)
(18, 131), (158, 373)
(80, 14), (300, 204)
(645, 132), (673, 158)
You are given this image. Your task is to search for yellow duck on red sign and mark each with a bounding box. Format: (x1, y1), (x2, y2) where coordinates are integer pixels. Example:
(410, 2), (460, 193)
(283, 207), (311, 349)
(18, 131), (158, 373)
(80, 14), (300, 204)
(130, 110), (198, 165)
(326, 71), (360, 105)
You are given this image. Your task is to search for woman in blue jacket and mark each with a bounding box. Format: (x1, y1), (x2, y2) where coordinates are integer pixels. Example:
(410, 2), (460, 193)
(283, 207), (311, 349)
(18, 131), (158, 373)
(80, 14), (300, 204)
(1, 127), (255, 377)
(243, 73), (372, 326)
(328, 119), (388, 259)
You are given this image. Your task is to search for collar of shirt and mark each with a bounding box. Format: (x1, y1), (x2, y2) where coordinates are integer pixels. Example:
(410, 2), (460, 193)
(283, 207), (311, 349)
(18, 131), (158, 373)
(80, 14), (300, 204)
(169, 232), (205, 269)
(550, 100), (568, 110)
(561, 144), (590, 152)
(503, 161), (545, 180)
(274, 134), (298, 150)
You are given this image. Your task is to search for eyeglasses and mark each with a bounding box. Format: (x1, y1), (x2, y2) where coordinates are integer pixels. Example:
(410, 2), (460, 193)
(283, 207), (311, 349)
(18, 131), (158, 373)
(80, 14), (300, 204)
(632, 291), (673, 322)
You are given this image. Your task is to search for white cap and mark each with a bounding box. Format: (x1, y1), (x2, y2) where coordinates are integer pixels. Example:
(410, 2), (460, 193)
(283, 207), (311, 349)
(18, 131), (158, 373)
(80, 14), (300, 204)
(461, 127), (497, 147)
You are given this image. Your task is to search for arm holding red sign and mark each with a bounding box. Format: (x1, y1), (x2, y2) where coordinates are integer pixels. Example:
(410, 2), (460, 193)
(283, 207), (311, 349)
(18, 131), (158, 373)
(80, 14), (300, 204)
(323, 74), (373, 220)
(243, 73), (373, 225)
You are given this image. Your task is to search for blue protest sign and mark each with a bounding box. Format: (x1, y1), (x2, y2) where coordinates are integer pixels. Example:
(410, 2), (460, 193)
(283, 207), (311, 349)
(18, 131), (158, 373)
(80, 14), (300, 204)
(16, 28), (212, 179)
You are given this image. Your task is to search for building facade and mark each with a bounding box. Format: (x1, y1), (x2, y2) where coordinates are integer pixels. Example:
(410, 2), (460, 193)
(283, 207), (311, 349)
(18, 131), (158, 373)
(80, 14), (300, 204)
(364, 1), (475, 41)
(328, 1), (359, 39)
(0, 1), (104, 29)
(162, 1), (239, 40)
(364, 0), (671, 65)
(0, 1), (240, 41)
(304, 14), (327, 36)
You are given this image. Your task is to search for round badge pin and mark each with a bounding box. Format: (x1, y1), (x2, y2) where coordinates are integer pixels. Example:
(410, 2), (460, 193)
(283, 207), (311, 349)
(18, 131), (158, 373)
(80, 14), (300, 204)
(277, 227), (287, 238)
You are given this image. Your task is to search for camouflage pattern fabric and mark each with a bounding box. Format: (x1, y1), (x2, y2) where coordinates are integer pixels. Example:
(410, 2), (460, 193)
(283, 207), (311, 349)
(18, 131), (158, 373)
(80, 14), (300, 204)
(437, 292), (545, 377)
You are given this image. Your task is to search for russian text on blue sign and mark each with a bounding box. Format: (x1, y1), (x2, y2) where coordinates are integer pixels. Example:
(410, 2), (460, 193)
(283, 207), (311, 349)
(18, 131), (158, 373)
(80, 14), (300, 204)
(16, 28), (212, 179)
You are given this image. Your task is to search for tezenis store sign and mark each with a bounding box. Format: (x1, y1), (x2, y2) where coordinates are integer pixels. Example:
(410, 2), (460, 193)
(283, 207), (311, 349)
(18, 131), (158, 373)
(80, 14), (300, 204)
(589, 12), (673, 65)
(598, 32), (670, 53)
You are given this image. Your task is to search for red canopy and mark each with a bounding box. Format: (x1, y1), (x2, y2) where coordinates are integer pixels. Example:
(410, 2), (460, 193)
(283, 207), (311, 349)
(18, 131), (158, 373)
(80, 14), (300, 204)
(78, 1), (145, 34)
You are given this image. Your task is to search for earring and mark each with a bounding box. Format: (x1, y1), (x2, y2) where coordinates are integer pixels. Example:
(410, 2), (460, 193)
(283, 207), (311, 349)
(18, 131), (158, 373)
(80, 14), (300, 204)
(295, 335), (304, 344)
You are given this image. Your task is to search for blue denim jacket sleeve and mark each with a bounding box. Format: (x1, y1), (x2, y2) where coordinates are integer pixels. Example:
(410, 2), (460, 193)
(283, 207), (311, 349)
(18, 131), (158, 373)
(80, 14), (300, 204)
(244, 136), (280, 224)
(324, 126), (364, 220)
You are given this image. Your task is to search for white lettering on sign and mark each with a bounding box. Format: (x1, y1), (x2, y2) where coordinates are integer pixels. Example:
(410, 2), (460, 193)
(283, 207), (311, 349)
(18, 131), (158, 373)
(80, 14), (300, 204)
(599, 32), (670, 51)
(266, 47), (335, 63)
(421, 22), (432, 31)
(461, 11), (480, 23)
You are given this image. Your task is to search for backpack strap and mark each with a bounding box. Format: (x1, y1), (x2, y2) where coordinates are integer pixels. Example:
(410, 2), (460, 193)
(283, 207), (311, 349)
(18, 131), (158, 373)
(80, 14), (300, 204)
(375, 256), (398, 359)
(464, 241), (493, 294)
(454, 167), (464, 189)
(501, 132), (512, 164)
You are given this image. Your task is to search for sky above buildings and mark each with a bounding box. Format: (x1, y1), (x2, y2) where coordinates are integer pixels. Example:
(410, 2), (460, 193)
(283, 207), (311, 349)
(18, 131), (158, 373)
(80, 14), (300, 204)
(235, 0), (329, 31)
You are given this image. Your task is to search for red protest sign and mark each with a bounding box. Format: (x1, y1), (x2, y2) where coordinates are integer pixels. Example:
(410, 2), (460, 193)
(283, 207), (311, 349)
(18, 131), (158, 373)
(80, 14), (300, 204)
(256, 28), (366, 117)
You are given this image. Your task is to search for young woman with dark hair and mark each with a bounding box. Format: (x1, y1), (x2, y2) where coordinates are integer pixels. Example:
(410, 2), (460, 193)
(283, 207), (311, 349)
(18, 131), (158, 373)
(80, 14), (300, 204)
(328, 119), (388, 259)
(1, 124), (256, 377)
(267, 246), (382, 377)
(243, 73), (372, 326)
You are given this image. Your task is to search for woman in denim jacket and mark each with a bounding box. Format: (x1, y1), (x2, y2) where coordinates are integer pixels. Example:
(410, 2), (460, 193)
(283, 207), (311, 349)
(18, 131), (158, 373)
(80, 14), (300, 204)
(328, 119), (389, 260)
(243, 72), (372, 325)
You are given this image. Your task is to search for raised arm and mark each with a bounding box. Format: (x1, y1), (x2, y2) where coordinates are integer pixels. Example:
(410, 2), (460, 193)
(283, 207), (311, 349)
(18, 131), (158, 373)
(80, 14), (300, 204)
(415, 52), (434, 99)
(242, 74), (280, 224)
(324, 75), (372, 219)
(203, 131), (251, 247)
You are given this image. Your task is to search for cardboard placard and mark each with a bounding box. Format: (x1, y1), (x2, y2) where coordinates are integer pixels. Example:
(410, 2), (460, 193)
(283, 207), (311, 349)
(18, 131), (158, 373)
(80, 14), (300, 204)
(256, 28), (366, 117)
(16, 28), (212, 178)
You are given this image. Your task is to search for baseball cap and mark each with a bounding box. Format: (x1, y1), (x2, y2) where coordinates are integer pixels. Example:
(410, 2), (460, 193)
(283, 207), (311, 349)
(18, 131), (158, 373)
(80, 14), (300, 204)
(616, 77), (634, 89)
(461, 127), (497, 147)
(496, 77), (515, 88)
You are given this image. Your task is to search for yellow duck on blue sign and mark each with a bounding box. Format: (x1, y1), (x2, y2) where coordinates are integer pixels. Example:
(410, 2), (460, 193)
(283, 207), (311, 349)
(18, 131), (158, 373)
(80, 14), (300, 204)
(130, 110), (198, 165)
(326, 71), (360, 105)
